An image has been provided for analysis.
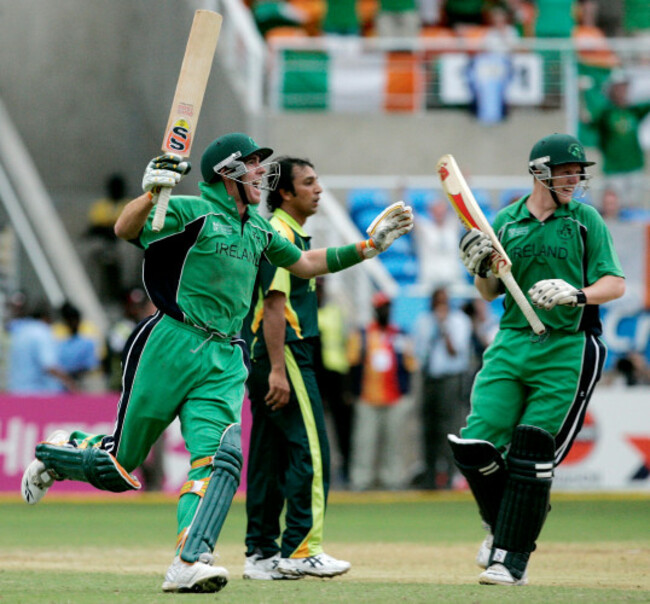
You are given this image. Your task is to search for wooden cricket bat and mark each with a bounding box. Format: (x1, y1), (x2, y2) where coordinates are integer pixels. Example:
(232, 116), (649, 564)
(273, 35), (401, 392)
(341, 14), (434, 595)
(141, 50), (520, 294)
(151, 10), (222, 232)
(436, 154), (546, 336)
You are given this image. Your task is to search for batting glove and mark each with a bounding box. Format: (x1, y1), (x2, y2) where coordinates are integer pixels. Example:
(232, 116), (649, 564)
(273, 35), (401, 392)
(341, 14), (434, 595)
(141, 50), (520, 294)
(142, 153), (191, 197)
(361, 201), (414, 259)
(459, 229), (494, 277)
(528, 278), (587, 310)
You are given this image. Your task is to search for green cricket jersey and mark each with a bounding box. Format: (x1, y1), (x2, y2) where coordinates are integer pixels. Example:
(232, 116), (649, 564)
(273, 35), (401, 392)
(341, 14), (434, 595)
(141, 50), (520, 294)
(242, 208), (319, 359)
(492, 195), (624, 334)
(135, 182), (302, 337)
(594, 102), (650, 174)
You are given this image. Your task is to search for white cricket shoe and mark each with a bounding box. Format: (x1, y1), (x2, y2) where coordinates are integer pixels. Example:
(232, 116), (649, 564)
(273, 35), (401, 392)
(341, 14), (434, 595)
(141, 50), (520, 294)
(476, 533), (493, 569)
(243, 552), (302, 580)
(479, 563), (528, 586)
(21, 430), (69, 505)
(277, 552), (351, 578)
(162, 554), (229, 593)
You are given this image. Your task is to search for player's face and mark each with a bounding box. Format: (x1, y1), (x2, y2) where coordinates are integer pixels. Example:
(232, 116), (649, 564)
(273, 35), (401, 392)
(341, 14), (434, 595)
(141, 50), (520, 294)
(241, 155), (266, 205)
(550, 163), (583, 204)
(286, 165), (322, 222)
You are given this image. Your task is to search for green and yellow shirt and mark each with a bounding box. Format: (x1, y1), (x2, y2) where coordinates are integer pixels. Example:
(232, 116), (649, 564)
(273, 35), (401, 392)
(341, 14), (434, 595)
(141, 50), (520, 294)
(242, 208), (318, 359)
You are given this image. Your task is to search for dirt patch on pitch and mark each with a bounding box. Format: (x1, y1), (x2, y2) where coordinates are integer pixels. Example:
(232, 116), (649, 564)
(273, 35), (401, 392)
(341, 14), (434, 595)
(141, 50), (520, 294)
(2, 543), (649, 589)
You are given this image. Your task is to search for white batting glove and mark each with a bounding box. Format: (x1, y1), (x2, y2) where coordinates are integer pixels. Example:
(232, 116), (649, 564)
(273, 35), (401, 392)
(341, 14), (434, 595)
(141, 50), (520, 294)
(528, 278), (587, 310)
(142, 153), (191, 198)
(361, 201), (414, 259)
(459, 229), (494, 277)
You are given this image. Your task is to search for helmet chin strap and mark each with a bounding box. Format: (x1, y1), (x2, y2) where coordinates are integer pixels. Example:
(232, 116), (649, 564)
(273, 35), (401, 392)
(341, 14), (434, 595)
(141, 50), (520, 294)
(550, 188), (561, 208)
(236, 181), (251, 205)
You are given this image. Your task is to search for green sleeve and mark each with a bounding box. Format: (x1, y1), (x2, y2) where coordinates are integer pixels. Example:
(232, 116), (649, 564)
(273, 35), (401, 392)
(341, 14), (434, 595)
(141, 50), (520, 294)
(263, 228), (302, 267)
(136, 195), (191, 249)
(584, 208), (625, 283)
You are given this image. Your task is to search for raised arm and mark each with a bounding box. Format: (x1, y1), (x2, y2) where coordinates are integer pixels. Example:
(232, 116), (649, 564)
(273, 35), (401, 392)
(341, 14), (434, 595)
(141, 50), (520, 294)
(114, 153), (191, 240)
(285, 202), (414, 278)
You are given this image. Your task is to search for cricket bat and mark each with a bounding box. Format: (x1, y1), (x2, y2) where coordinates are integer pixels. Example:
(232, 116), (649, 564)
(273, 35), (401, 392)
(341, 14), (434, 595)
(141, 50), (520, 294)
(151, 10), (222, 232)
(436, 154), (546, 336)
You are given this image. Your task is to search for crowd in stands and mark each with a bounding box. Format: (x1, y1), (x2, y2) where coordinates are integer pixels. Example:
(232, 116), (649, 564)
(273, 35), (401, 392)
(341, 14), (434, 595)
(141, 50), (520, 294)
(246, 1), (649, 42)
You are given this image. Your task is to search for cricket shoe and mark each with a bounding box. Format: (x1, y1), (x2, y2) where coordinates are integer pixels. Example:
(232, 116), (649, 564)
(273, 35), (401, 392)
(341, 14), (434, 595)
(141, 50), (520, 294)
(243, 552), (302, 580)
(476, 533), (493, 569)
(162, 553), (229, 593)
(479, 563), (528, 586)
(277, 552), (351, 578)
(21, 430), (70, 505)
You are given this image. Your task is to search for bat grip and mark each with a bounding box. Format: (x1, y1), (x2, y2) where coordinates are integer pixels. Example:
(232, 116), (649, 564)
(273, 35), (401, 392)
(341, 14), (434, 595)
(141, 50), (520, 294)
(500, 271), (547, 336)
(152, 187), (171, 232)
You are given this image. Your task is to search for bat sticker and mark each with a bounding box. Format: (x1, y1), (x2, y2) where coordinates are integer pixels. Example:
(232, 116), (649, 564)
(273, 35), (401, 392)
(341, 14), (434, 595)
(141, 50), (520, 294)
(165, 119), (192, 153)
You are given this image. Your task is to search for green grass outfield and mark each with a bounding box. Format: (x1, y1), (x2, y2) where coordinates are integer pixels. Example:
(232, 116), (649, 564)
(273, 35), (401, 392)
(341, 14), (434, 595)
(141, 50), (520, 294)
(0, 491), (648, 603)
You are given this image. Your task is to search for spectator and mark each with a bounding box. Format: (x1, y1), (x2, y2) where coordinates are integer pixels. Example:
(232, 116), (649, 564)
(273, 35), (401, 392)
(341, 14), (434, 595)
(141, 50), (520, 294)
(467, 5), (517, 124)
(615, 351), (650, 386)
(7, 298), (75, 393)
(85, 174), (130, 303)
(56, 302), (100, 390)
(348, 292), (414, 491)
(599, 188), (622, 223)
(252, 1), (306, 37)
(442, 0), (485, 29)
(413, 287), (472, 489)
(418, 0), (442, 28)
(323, 0), (360, 35)
(315, 277), (354, 487)
(588, 70), (650, 207)
(376, 0), (420, 38)
(462, 297), (497, 377)
(412, 197), (463, 292)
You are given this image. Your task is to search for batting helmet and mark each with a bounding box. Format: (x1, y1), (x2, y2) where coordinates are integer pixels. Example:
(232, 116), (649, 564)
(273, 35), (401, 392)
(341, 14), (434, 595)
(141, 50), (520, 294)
(200, 133), (273, 183)
(528, 133), (595, 176)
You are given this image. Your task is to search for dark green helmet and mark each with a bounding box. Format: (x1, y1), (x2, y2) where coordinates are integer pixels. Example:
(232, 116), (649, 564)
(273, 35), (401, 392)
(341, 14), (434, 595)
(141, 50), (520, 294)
(200, 133), (273, 183)
(528, 133), (595, 177)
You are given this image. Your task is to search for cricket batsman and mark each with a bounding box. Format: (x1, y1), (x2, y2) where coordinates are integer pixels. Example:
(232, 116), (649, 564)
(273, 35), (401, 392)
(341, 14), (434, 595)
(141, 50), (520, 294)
(450, 133), (625, 585)
(21, 132), (413, 593)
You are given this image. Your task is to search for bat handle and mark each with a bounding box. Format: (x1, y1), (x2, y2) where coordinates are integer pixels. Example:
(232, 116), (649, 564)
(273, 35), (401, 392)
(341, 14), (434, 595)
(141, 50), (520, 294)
(500, 271), (547, 336)
(152, 187), (171, 232)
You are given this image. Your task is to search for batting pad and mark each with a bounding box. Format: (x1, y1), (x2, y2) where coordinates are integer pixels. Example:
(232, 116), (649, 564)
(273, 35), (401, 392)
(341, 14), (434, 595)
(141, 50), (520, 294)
(35, 443), (141, 492)
(491, 425), (555, 579)
(180, 423), (243, 564)
(448, 435), (507, 530)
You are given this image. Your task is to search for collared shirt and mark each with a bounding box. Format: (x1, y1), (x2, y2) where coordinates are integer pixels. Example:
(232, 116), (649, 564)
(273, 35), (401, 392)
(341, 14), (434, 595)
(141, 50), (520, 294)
(492, 195), (624, 334)
(242, 208), (318, 359)
(414, 310), (472, 378)
(133, 182), (302, 337)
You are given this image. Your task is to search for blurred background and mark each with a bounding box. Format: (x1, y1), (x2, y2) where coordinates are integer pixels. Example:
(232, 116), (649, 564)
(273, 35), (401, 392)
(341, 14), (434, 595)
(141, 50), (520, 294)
(0, 0), (648, 496)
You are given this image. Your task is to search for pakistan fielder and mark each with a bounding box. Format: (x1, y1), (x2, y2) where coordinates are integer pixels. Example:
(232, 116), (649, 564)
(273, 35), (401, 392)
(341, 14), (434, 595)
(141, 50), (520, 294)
(21, 133), (413, 594)
(451, 133), (625, 586)
(241, 157), (349, 581)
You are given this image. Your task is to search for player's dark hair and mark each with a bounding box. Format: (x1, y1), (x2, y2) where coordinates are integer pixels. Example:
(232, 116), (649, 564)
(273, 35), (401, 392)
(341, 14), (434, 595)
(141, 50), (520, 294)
(266, 157), (314, 213)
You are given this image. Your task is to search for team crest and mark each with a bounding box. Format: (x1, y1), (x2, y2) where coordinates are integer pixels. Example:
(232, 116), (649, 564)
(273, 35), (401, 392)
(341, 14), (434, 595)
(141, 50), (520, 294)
(558, 221), (573, 240)
(568, 143), (583, 159)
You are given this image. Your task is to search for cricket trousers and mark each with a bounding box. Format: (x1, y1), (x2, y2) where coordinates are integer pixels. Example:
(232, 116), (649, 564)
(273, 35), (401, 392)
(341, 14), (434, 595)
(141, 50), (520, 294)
(67, 312), (249, 549)
(245, 338), (331, 559)
(462, 328), (606, 464)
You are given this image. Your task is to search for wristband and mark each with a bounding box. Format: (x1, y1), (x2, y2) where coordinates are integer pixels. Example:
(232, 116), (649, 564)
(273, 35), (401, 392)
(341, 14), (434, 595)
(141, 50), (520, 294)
(576, 290), (587, 306)
(145, 191), (154, 202)
(326, 244), (363, 273)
